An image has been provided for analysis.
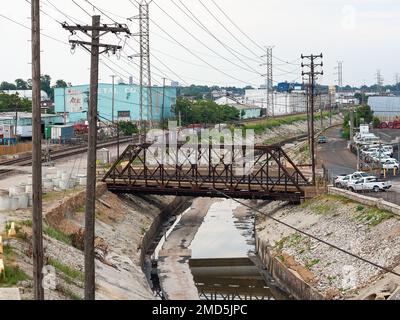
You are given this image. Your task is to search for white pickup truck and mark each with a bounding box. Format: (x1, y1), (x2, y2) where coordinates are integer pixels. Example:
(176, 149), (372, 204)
(348, 177), (392, 193)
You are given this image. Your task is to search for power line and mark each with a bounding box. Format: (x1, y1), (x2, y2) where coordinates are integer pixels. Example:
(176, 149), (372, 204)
(151, 0), (262, 77)
(71, 0), (92, 18)
(172, 0), (264, 65)
(197, 0), (264, 62)
(84, 0), (119, 23)
(212, 189), (400, 279)
(128, 0), (259, 87)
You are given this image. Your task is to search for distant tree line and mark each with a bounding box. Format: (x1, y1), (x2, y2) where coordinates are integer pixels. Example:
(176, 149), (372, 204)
(0, 75), (69, 101)
(178, 85), (254, 100)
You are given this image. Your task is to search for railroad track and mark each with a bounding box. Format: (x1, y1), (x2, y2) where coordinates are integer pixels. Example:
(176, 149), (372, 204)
(0, 136), (134, 176)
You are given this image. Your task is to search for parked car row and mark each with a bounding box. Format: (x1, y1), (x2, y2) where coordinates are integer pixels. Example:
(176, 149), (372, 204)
(334, 171), (392, 193)
(360, 144), (398, 170)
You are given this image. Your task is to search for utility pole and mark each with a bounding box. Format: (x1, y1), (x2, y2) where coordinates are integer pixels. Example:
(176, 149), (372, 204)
(110, 75), (116, 124)
(350, 110), (354, 143)
(130, 0), (154, 138)
(261, 46), (274, 117)
(62, 17), (130, 301)
(161, 77), (166, 129)
(31, 0), (44, 300)
(303, 77), (312, 157)
(63, 87), (67, 125)
(302, 53), (323, 186)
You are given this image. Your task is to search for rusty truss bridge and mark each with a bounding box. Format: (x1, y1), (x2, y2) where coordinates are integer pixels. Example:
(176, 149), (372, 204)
(103, 143), (311, 203)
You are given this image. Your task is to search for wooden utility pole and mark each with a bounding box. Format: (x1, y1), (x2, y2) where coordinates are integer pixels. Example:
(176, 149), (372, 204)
(302, 53), (323, 185)
(31, 0), (44, 300)
(62, 17), (130, 300)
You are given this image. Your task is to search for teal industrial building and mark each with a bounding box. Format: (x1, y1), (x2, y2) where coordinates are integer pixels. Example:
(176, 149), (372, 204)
(54, 83), (178, 124)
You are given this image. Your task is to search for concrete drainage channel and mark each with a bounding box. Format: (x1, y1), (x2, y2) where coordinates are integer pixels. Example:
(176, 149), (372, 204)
(142, 198), (290, 300)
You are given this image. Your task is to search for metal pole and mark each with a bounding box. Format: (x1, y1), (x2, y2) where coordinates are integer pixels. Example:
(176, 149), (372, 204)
(85, 15), (100, 301)
(111, 75), (115, 124)
(31, 0), (44, 300)
(63, 87), (67, 125)
(161, 77), (166, 129)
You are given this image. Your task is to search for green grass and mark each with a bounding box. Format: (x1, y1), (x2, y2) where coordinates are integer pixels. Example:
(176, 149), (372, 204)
(0, 266), (30, 287)
(305, 259), (320, 270)
(2, 245), (14, 260)
(48, 259), (84, 283)
(244, 112), (331, 135)
(356, 208), (393, 227)
(76, 206), (85, 213)
(44, 225), (72, 246)
(356, 205), (365, 212)
(311, 202), (334, 215)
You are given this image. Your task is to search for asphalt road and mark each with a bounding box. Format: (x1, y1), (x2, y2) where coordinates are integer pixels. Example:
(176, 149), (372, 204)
(319, 126), (400, 205)
(318, 127), (357, 179)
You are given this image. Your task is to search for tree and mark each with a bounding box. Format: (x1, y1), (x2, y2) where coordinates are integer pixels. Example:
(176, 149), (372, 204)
(40, 74), (52, 100)
(0, 81), (17, 90)
(0, 92), (32, 112)
(15, 79), (28, 90)
(118, 121), (139, 136)
(173, 98), (239, 126)
(54, 80), (68, 88)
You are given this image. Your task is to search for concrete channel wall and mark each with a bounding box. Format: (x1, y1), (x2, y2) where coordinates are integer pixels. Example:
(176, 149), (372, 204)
(255, 187), (400, 300)
(256, 236), (324, 300)
(328, 187), (400, 215)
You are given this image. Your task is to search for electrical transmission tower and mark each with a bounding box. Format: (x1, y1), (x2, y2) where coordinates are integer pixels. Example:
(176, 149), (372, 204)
(261, 46), (274, 117)
(62, 17), (130, 300)
(132, 0), (154, 133)
(302, 53), (323, 186)
(335, 61), (343, 88)
(376, 70), (384, 94)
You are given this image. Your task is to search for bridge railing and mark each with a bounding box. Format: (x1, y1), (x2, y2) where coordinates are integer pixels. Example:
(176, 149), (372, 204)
(103, 143), (310, 201)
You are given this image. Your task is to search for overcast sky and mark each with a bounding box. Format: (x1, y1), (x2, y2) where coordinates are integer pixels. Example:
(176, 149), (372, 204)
(0, 0), (399, 88)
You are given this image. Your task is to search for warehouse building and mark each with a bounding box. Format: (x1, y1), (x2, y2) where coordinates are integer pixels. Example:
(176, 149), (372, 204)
(0, 112), (64, 139)
(245, 88), (332, 116)
(369, 96), (400, 121)
(54, 83), (178, 124)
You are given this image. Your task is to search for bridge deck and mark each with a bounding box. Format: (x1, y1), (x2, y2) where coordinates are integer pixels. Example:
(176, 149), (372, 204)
(103, 144), (311, 203)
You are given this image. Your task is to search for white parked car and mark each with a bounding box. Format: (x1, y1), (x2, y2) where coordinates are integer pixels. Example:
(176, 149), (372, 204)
(335, 172), (375, 189)
(382, 159), (400, 170)
(348, 177), (392, 193)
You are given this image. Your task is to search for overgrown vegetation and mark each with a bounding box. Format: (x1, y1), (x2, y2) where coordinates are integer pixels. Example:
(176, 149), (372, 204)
(44, 225), (72, 246)
(342, 105), (374, 139)
(0, 266), (30, 287)
(48, 258), (84, 283)
(118, 121), (139, 136)
(244, 112), (330, 135)
(356, 208), (393, 226)
(173, 98), (240, 125)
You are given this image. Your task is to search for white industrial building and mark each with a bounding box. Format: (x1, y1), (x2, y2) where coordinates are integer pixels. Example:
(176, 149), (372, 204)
(2, 90), (49, 101)
(245, 89), (309, 116)
(244, 88), (333, 116)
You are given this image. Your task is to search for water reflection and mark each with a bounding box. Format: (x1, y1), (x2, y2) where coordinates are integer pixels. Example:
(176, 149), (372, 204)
(190, 199), (254, 259)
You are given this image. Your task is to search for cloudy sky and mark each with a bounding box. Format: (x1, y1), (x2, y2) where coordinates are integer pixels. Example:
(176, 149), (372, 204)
(0, 0), (399, 88)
